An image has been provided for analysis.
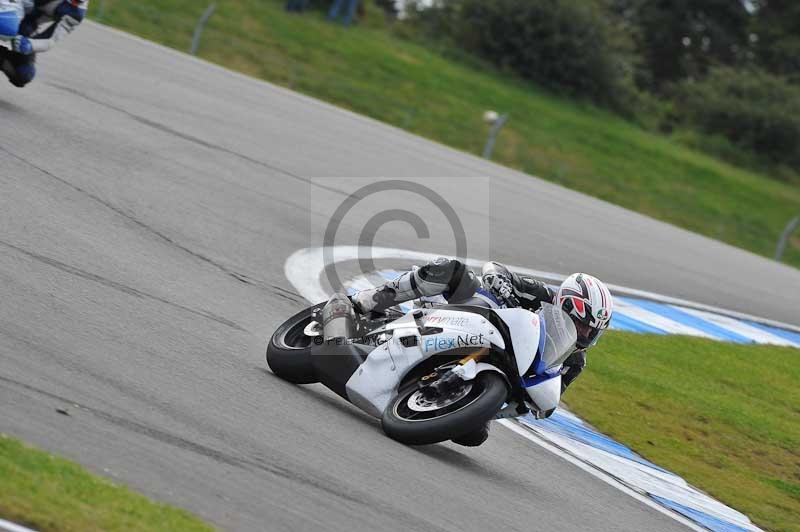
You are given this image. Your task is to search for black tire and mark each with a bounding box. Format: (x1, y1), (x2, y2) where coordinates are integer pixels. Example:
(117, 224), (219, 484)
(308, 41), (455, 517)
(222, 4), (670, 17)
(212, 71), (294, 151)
(381, 372), (508, 446)
(266, 304), (324, 384)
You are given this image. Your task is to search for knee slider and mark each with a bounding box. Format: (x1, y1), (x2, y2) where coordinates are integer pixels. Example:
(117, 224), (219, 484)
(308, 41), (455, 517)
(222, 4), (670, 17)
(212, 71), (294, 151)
(417, 257), (458, 284)
(417, 258), (478, 301)
(448, 267), (480, 302)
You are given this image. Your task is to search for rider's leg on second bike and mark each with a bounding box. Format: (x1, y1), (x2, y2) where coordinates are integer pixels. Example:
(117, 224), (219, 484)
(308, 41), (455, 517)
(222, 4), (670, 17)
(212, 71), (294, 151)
(350, 258), (480, 315)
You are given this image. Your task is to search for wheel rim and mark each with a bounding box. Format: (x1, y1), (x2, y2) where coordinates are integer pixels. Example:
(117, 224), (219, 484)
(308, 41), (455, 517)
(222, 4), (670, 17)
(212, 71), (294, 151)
(393, 380), (483, 422)
(405, 383), (473, 412)
(279, 314), (320, 349)
(303, 321), (322, 337)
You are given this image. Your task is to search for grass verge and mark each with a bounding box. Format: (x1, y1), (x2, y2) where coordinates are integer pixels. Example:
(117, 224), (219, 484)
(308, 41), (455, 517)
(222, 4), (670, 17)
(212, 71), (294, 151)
(0, 434), (212, 532)
(566, 332), (800, 532)
(90, 0), (800, 269)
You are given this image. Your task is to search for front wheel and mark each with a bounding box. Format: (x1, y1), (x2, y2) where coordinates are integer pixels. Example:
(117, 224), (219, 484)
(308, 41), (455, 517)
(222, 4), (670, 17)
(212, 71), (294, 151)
(381, 372), (508, 445)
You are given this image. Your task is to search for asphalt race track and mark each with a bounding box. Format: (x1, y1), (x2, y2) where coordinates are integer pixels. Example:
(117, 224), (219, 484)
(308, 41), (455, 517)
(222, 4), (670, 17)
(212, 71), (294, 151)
(1, 22), (798, 531)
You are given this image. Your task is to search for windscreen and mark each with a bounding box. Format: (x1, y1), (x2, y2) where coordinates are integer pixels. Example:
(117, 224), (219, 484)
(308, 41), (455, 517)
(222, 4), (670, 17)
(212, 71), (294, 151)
(539, 303), (578, 369)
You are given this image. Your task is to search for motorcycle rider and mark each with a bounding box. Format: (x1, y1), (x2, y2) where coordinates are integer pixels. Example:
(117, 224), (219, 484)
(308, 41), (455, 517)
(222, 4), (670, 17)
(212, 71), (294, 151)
(1, 0), (88, 88)
(349, 258), (614, 445)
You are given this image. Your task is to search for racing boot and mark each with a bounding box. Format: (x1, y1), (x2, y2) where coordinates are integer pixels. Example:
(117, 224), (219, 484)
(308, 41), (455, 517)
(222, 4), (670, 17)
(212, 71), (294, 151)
(350, 269), (424, 316)
(451, 421), (490, 447)
(350, 258), (479, 315)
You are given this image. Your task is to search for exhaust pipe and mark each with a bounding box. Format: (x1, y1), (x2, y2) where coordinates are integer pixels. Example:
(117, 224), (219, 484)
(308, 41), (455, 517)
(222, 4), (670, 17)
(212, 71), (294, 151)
(322, 293), (356, 340)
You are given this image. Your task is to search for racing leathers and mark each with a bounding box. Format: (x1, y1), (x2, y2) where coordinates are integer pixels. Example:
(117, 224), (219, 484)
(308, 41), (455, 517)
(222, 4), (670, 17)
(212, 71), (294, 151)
(350, 258), (587, 395)
(1, 0), (87, 87)
(480, 261), (586, 393)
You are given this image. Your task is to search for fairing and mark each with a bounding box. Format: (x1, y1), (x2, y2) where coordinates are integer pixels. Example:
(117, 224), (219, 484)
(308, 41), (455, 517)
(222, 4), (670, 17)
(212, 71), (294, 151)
(344, 305), (574, 419)
(494, 308), (542, 376)
(498, 304), (576, 414)
(345, 309), (505, 417)
(525, 374), (562, 412)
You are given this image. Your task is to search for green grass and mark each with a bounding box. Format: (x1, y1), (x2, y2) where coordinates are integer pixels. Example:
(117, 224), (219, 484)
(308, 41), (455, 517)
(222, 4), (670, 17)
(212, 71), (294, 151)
(91, 0), (800, 270)
(0, 435), (212, 532)
(566, 332), (800, 532)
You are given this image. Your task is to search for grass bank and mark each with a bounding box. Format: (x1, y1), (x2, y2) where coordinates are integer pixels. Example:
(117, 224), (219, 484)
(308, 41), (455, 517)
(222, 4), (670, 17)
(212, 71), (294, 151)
(0, 435), (212, 532)
(90, 0), (800, 269)
(567, 332), (800, 532)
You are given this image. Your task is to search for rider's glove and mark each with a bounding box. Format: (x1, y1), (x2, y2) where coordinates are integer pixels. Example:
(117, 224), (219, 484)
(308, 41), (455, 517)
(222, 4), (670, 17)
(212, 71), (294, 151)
(12, 36), (33, 55)
(482, 273), (519, 307)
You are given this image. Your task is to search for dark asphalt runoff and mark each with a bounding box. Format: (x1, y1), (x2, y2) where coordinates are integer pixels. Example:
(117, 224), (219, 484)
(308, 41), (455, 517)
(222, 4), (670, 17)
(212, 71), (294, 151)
(2, 22), (796, 531)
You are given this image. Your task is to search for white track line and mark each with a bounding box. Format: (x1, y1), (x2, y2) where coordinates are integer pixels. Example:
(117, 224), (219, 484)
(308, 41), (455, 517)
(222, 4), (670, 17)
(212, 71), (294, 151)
(497, 419), (709, 532)
(612, 299), (719, 339)
(513, 414), (760, 530)
(675, 306), (798, 347)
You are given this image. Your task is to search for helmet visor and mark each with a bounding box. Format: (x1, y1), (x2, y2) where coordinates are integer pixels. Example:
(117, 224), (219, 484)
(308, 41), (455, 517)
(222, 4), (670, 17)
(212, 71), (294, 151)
(574, 320), (604, 348)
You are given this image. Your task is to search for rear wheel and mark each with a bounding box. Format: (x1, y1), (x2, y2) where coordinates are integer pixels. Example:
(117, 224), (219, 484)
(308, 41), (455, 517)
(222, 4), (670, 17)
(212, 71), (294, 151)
(381, 372), (507, 445)
(266, 304), (324, 384)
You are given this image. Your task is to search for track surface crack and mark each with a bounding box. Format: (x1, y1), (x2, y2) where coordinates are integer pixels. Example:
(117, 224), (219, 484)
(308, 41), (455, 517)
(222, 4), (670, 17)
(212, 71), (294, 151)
(45, 82), (348, 197)
(0, 239), (246, 332)
(0, 143), (274, 291)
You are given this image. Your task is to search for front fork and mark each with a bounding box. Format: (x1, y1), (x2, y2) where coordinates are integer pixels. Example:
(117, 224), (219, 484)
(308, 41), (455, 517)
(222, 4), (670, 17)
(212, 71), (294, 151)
(418, 348), (488, 398)
(418, 349), (534, 418)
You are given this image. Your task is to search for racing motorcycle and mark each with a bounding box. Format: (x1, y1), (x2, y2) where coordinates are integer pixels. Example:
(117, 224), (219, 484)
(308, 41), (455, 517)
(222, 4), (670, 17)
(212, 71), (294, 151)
(267, 294), (577, 446)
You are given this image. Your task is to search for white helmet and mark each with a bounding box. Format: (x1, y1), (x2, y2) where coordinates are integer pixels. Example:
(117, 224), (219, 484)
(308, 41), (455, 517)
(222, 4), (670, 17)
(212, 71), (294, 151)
(556, 273), (613, 348)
